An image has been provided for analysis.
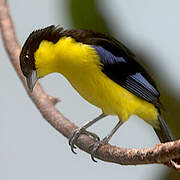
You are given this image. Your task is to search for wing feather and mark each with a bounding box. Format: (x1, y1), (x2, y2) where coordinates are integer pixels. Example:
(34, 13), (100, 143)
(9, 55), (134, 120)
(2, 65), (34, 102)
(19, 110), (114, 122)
(91, 45), (160, 104)
(59, 28), (161, 105)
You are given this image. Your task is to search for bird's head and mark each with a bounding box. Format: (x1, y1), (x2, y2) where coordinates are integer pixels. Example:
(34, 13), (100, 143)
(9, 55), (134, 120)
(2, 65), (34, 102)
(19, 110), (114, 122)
(20, 25), (63, 92)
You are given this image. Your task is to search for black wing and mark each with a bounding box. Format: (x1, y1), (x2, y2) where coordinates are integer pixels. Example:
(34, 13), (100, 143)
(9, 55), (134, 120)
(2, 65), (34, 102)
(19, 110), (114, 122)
(60, 28), (161, 105)
(91, 45), (160, 103)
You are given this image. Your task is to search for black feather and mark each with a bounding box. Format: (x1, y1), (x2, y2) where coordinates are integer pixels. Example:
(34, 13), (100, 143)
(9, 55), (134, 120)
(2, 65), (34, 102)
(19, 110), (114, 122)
(154, 115), (173, 143)
(90, 45), (160, 105)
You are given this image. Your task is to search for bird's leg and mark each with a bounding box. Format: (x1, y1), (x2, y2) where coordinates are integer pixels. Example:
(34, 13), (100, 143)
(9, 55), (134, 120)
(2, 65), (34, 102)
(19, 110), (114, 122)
(69, 113), (107, 154)
(90, 120), (123, 162)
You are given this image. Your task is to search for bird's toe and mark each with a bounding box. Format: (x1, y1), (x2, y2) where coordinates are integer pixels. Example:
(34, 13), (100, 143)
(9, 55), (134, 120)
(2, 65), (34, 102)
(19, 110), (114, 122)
(90, 138), (108, 162)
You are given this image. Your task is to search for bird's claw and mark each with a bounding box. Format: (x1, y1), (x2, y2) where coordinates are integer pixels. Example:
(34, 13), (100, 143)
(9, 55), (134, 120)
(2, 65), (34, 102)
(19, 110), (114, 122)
(90, 138), (109, 162)
(69, 128), (83, 154)
(69, 128), (100, 154)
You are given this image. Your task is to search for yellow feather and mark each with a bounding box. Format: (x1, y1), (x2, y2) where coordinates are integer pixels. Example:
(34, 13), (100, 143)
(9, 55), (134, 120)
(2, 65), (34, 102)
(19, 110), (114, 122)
(34, 37), (159, 128)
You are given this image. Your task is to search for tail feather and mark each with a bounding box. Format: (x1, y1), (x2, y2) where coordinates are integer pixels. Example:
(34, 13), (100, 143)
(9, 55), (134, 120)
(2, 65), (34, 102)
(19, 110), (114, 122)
(154, 115), (180, 164)
(154, 115), (173, 143)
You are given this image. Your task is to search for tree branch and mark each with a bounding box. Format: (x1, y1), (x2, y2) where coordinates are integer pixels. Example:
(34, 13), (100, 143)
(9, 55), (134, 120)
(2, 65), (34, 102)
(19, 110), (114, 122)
(0, 0), (180, 171)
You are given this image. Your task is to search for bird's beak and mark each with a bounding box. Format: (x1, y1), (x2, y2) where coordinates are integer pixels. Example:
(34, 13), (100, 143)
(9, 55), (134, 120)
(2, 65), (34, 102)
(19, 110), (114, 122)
(26, 70), (37, 92)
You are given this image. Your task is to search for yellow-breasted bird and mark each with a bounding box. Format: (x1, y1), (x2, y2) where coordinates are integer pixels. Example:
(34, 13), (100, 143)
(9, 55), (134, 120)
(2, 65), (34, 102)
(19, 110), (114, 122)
(20, 25), (174, 162)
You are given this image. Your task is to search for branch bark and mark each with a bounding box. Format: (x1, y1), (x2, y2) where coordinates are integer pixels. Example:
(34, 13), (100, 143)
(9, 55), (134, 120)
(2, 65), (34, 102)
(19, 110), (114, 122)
(0, 0), (180, 171)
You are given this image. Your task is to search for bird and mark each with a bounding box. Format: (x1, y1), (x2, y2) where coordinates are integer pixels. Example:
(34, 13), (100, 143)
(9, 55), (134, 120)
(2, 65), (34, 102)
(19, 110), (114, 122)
(20, 25), (174, 162)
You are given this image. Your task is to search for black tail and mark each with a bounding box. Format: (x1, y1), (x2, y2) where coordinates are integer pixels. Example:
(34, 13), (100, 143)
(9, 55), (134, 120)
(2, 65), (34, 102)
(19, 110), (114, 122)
(154, 115), (173, 143)
(154, 115), (180, 164)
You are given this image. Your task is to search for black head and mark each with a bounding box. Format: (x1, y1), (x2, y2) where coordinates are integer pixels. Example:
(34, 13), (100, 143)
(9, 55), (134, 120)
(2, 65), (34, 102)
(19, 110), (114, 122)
(20, 25), (63, 91)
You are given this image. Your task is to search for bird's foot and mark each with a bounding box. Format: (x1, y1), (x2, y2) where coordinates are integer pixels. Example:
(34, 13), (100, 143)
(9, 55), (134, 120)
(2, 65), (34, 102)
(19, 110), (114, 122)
(69, 127), (100, 154)
(90, 137), (109, 162)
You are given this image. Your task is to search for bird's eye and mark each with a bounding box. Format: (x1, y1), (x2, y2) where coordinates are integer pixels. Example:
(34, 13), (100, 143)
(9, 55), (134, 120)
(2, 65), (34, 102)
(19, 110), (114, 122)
(25, 54), (29, 59)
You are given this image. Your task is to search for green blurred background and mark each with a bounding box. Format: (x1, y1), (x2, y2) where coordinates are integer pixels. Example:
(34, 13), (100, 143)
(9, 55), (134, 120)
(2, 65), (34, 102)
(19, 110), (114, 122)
(1, 0), (180, 179)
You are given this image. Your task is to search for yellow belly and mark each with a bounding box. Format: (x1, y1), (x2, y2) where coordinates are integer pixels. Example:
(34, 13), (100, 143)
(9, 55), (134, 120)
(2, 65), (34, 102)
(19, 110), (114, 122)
(64, 68), (159, 127)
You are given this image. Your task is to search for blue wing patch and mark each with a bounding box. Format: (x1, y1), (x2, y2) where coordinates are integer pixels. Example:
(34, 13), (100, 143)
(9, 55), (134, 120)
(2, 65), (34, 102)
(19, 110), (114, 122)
(91, 46), (126, 64)
(92, 45), (160, 103)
